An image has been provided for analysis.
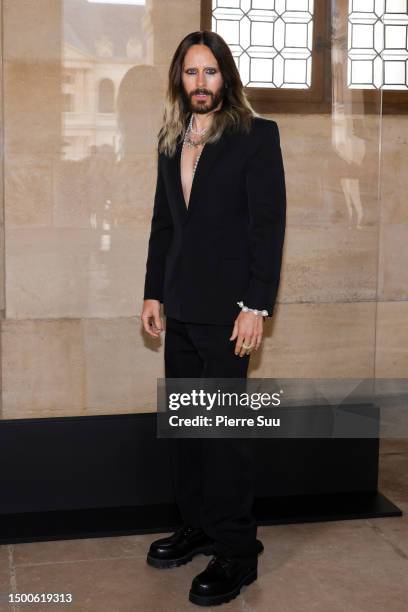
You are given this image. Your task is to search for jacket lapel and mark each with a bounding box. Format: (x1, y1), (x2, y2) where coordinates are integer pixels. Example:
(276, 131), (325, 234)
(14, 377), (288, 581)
(165, 118), (231, 221)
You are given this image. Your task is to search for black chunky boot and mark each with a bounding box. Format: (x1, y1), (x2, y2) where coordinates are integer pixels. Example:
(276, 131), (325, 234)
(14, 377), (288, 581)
(189, 554), (258, 606)
(146, 525), (214, 569)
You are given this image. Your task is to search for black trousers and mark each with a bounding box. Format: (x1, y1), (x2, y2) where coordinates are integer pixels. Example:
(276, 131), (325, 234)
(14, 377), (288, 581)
(164, 316), (258, 566)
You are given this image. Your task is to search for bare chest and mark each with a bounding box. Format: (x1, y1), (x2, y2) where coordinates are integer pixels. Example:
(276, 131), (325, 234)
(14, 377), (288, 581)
(180, 143), (204, 209)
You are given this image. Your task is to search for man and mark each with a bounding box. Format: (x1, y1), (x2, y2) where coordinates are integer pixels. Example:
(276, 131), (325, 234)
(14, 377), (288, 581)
(141, 30), (286, 607)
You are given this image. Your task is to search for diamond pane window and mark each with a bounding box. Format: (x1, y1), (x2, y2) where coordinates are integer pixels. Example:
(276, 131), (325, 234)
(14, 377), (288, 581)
(348, 0), (408, 89)
(211, 0), (315, 88)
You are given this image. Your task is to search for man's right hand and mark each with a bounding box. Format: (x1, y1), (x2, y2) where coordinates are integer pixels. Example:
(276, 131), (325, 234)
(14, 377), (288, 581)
(141, 299), (163, 338)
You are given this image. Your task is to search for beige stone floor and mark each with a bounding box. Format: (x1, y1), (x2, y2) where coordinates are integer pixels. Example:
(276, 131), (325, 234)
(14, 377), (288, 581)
(0, 439), (407, 612)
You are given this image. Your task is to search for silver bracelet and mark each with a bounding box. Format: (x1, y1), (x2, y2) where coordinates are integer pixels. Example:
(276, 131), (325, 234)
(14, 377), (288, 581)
(237, 301), (269, 317)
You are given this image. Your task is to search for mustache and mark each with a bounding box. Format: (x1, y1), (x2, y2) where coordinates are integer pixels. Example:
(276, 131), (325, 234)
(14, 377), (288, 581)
(191, 90), (212, 96)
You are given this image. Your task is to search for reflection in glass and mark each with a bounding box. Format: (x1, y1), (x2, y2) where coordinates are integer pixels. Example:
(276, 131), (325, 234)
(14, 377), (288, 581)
(87, 1), (145, 4)
(62, 0), (148, 160)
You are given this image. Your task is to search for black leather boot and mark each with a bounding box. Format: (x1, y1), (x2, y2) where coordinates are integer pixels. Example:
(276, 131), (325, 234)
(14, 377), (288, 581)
(189, 554), (257, 606)
(146, 525), (214, 569)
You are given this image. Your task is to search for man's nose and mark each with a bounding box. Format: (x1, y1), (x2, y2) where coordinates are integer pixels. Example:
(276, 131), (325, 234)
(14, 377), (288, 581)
(196, 71), (206, 88)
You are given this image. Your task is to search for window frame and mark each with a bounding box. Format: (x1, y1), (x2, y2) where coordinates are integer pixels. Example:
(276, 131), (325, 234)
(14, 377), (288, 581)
(201, 0), (407, 115)
(337, 0), (408, 114)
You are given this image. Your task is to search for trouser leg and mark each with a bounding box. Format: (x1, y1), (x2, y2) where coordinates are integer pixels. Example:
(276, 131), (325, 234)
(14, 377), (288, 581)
(185, 321), (258, 565)
(164, 316), (203, 528)
(199, 437), (257, 564)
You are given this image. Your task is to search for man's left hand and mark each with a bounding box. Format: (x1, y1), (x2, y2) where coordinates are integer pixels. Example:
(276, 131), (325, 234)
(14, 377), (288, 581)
(230, 311), (264, 357)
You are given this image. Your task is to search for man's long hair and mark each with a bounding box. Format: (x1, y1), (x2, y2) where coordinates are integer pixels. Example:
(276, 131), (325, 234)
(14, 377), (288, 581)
(158, 30), (260, 157)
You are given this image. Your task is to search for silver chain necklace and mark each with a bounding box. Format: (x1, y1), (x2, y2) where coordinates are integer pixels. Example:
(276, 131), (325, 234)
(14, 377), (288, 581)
(182, 114), (206, 177)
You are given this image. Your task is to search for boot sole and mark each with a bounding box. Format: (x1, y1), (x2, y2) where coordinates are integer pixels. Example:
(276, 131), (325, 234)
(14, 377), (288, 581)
(188, 567), (257, 606)
(146, 544), (214, 569)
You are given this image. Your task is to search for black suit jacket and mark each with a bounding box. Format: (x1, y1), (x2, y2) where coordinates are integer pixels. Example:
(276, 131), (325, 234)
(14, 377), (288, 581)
(143, 115), (286, 325)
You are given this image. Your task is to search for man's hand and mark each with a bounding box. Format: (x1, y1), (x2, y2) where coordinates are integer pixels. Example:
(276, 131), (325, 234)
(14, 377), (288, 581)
(230, 311), (264, 357)
(141, 299), (163, 338)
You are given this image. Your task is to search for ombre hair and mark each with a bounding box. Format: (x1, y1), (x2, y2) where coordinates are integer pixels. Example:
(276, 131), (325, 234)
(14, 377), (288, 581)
(158, 30), (260, 157)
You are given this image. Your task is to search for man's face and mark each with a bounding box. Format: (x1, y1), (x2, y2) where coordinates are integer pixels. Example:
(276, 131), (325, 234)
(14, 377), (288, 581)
(181, 44), (225, 115)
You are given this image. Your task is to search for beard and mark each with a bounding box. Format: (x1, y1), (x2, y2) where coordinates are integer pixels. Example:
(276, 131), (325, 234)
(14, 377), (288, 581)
(181, 84), (225, 115)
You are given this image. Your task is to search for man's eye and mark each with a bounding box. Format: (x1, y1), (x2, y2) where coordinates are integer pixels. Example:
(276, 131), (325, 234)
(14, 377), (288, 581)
(186, 69), (216, 74)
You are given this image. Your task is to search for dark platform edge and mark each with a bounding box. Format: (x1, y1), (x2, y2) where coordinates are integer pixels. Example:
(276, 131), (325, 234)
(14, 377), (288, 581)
(0, 492), (402, 545)
(0, 410), (403, 545)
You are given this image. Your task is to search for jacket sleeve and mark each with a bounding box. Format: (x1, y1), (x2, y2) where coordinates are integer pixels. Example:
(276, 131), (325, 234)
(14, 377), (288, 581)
(143, 152), (174, 302)
(242, 121), (286, 317)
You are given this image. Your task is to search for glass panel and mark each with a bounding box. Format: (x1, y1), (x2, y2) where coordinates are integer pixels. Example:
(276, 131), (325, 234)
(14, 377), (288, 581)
(1, 0), (405, 427)
(1, 0), (157, 419)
